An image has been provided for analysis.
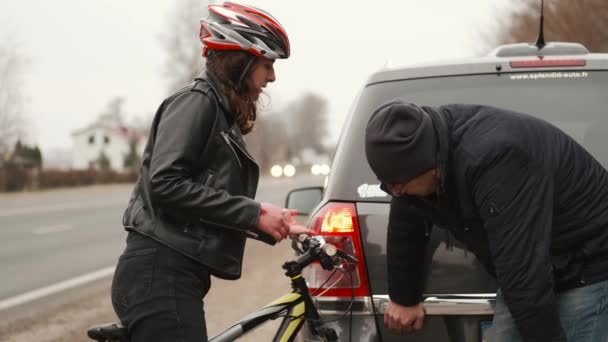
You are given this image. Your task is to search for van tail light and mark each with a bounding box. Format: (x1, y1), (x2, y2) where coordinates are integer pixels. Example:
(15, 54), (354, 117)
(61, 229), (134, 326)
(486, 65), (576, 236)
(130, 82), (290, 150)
(510, 58), (586, 68)
(302, 202), (370, 297)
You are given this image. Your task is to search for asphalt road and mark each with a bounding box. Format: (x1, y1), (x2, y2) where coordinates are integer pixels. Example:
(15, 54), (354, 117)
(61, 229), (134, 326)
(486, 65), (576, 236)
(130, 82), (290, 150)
(0, 174), (325, 342)
(0, 185), (131, 301)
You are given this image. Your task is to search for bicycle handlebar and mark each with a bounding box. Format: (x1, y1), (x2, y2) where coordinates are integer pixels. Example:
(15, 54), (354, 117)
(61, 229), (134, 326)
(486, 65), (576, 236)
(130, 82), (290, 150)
(289, 234), (358, 272)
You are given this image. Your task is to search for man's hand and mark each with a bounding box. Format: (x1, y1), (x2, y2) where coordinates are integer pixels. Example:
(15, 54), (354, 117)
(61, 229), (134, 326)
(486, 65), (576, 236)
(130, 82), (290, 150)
(384, 301), (425, 335)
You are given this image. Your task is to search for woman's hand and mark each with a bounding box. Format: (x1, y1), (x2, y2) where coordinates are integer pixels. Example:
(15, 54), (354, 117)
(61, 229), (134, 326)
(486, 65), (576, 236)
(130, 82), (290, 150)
(288, 223), (315, 236)
(281, 209), (315, 236)
(256, 202), (291, 242)
(256, 204), (315, 241)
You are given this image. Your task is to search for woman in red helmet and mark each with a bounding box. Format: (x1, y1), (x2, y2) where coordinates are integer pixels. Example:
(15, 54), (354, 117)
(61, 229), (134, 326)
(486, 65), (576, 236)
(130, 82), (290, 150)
(110, 3), (307, 341)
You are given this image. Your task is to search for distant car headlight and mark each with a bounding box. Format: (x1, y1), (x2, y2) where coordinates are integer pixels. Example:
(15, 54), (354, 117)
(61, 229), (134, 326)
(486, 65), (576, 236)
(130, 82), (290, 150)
(311, 164), (321, 175)
(319, 164), (330, 175)
(283, 164), (296, 177)
(270, 165), (283, 177)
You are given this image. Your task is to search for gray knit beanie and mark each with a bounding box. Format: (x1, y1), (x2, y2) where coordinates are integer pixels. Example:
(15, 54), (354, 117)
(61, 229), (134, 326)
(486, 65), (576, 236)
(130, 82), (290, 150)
(365, 99), (437, 184)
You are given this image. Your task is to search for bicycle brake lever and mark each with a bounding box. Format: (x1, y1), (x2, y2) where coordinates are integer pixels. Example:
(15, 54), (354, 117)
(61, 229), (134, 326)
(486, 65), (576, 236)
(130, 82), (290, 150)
(336, 249), (358, 264)
(291, 237), (305, 255)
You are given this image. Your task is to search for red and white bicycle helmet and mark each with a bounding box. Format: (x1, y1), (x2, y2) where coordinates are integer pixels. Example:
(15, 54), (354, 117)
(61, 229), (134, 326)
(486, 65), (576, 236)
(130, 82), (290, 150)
(200, 2), (290, 59)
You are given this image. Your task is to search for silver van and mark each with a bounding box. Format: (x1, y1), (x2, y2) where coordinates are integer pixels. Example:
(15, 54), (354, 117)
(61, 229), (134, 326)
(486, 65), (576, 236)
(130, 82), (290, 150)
(287, 41), (608, 341)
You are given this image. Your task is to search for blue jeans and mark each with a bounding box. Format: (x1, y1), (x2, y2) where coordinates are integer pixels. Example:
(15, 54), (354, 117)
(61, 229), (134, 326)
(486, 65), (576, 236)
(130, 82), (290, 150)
(488, 280), (608, 342)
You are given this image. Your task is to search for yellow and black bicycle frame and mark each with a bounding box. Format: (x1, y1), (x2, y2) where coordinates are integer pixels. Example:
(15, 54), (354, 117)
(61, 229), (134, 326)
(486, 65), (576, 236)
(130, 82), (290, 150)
(209, 268), (324, 342)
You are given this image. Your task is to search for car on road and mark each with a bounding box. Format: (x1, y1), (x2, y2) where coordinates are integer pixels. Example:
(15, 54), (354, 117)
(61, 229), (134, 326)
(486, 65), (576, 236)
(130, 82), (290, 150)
(286, 40), (608, 341)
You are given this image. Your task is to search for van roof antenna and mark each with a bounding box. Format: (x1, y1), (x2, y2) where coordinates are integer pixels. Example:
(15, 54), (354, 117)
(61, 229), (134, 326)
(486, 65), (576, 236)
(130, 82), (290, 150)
(535, 0), (546, 49)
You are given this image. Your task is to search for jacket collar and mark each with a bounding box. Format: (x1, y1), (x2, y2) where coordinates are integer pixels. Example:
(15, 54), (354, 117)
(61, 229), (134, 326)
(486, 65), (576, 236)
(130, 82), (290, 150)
(195, 70), (234, 117)
(424, 105), (451, 195)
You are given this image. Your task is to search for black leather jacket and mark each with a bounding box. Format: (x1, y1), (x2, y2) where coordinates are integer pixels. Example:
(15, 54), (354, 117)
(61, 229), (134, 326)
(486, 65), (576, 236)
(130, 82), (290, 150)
(122, 72), (274, 280)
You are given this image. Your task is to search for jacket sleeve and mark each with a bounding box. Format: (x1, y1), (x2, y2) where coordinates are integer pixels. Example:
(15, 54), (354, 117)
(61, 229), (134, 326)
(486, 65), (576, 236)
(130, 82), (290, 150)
(149, 90), (261, 231)
(386, 196), (431, 306)
(471, 147), (566, 342)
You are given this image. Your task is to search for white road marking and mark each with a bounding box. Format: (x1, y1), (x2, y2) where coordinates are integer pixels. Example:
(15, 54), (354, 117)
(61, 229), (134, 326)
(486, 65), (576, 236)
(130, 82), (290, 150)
(0, 266), (116, 311)
(0, 200), (125, 218)
(32, 224), (74, 235)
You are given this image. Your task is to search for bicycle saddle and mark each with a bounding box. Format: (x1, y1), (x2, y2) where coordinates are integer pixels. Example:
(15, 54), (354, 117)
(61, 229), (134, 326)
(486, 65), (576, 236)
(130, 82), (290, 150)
(87, 322), (129, 342)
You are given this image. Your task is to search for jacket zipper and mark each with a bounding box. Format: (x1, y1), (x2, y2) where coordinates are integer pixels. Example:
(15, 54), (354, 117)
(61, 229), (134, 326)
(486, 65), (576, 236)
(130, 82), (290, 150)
(197, 216), (265, 240)
(225, 132), (260, 198)
(202, 170), (216, 187)
(225, 130), (257, 164)
(220, 131), (243, 168)
(185, 171), (217, 234)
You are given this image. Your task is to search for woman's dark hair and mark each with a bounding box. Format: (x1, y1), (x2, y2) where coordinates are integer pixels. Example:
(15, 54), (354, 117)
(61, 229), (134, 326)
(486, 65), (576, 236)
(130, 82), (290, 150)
(205, 50), (259, 134)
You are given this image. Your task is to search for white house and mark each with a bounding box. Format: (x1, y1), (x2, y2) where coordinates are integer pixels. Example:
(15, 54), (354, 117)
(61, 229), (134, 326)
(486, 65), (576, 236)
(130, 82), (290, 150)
(71, 113), (147, 172)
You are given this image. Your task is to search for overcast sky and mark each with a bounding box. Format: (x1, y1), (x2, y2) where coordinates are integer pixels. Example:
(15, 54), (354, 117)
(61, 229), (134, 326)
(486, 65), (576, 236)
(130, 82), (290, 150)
(0, 0), (516, 154)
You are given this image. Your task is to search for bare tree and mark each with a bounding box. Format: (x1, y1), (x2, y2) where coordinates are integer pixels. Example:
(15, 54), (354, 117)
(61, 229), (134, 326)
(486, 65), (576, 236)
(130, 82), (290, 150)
(285, 92), (329, 157)
(495, 0), (608, 52)
(245, 113), (289, 172)
(100, 97), (126, 125)
(0, 42), (28, 159)
(123, 138), (141, 175)
(246, 92), (329, 172)
(162, 0), (214, 93)
(129, 113), (154, 136)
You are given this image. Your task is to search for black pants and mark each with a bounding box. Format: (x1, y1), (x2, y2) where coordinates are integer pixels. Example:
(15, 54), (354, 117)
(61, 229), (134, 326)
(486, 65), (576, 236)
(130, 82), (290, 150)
(111, 231), (211, 342)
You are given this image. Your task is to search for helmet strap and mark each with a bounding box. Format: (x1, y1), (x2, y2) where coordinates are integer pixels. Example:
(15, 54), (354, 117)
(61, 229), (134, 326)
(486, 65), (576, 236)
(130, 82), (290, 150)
(235, 54), (257, 92)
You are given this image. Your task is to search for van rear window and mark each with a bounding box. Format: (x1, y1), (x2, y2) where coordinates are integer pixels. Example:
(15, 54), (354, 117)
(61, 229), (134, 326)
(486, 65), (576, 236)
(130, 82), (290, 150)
(329, 71), (608, 201)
